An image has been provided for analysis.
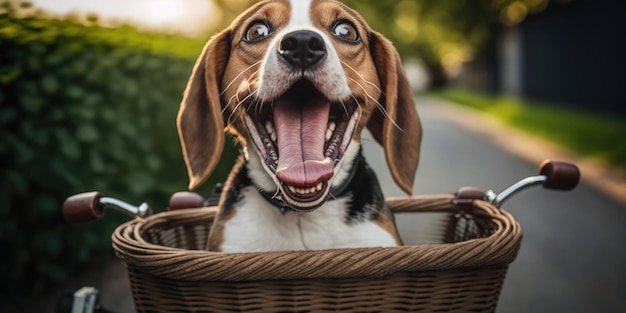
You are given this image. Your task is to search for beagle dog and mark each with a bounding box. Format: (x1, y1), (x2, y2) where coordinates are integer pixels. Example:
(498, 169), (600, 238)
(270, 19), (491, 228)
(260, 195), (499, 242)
(177, 0), (422, 252)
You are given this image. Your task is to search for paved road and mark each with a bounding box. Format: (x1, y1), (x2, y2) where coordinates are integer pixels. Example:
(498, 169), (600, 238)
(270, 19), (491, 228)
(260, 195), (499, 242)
(362, 97), (626, 313)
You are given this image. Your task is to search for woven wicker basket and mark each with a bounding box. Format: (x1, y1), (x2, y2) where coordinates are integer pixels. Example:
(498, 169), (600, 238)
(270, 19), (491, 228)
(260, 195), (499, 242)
(112, 194), (521, 312)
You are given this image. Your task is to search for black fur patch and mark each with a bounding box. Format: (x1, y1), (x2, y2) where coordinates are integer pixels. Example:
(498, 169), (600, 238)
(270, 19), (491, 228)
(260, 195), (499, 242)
(341, 152), (386, 223)
(217, 155), (252, 220)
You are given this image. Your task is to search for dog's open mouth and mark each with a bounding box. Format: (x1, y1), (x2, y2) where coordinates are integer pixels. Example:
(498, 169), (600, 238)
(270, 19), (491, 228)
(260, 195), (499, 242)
(244, 79), (360, 211)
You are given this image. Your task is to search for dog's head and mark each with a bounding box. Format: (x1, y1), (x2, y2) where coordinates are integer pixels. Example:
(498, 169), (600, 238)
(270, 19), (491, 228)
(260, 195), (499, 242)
(177, 0), (422, 211)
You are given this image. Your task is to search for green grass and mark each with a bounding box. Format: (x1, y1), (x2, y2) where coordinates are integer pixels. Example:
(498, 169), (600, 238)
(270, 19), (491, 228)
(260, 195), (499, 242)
(432, 89), (626, 170)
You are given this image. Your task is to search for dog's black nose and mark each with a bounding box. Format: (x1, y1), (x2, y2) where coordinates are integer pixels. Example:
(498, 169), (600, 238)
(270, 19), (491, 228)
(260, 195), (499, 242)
(279, 30), (326, 70)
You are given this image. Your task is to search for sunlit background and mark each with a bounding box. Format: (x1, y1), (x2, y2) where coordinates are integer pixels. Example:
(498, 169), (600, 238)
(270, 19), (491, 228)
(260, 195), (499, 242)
(18, 0), (578, 81)
(1, 0), (625, 312)
(15, 0), (593, 93)
(26, 0), (219, 35)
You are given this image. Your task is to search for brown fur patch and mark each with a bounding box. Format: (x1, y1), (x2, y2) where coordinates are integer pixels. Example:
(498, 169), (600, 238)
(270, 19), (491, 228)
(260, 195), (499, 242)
(375, 210), (403, 246)
(206, 208), (237, 252)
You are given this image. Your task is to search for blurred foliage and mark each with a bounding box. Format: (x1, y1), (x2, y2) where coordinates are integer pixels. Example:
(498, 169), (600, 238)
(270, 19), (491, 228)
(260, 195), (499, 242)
(0, 5), (237, 298)
(434, 89), (626, 169)
(341, 0), (569, 86)
(211, 0), (565, 87)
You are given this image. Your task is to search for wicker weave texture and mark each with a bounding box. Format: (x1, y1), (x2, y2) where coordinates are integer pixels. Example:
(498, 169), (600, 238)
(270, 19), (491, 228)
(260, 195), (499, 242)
(128, 267), (507, 312)
(113, 195), (522, 312)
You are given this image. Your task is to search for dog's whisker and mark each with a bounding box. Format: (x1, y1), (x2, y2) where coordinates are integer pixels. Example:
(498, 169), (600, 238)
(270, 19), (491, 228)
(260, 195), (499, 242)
(350, 94), (361, 107)
(245, 70), (261, 93)
(339, 99), (350, 119)
(222, 94), (242, 125)
(222, 70), (261, 118)
(341, 60), (384, 95)
(226, 108), (238, 125)
(349, 77), (404, 133)
(349, 95), (363, 115)
(225, 95), (253, 126)
(328, 191), (337, 200)
(228, 90), (258, 124)
(246, 97), (261, 119)
(345, 62), (403, 133)
(224, 93), (239, 114)
(272, 188), (280, 199)
(229, 93), (244, 124)
(243, 90), (259, 103)
(248, 69), (261, 81)
(220, 94), (237, 115)
(219, 60), (263, 96)
(255, 97), (264, 119)
(227, 97), (245, 124)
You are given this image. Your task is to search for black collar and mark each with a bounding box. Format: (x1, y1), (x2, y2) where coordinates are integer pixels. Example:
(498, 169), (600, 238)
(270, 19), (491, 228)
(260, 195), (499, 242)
(258, 152), (362, 213)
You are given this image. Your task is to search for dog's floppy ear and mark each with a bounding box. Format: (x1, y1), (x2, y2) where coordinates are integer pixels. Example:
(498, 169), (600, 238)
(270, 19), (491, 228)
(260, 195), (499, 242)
(177, 30), (231, 190)
(367, 32), (422, 195)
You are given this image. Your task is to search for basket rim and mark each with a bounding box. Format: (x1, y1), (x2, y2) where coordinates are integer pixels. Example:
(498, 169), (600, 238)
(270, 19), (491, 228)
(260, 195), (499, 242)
(112, 194), (522, 282)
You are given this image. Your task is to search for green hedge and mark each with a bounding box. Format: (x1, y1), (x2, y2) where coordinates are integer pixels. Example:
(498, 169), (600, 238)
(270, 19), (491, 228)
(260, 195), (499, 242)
(0, 12), (237, 297)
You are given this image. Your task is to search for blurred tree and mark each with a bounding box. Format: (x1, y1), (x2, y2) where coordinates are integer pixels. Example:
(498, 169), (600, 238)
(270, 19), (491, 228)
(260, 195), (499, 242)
(208, 0), (562, 87)
(342, 0), (560, 86)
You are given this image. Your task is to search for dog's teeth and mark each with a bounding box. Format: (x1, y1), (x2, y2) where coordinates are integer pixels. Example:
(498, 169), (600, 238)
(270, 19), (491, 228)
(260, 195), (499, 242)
(326, 122), (336, 141)
(265, 121), (277, 142)
(287, 184), (324, 195)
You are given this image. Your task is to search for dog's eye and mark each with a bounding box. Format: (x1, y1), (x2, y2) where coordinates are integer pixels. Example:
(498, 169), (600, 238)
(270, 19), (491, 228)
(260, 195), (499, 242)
(332, 21), (359, 42)
(245, 21), (271, 42)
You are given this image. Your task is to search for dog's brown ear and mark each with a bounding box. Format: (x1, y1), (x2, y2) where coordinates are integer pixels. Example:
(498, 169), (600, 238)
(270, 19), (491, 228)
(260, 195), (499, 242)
(367, 32), (422, 195)
(177, 30), (231, 190)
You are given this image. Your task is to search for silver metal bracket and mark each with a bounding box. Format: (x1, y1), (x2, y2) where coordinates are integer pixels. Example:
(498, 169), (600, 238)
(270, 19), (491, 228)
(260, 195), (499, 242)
(100, 197), (153, 218)
(489, 175), (548, 207)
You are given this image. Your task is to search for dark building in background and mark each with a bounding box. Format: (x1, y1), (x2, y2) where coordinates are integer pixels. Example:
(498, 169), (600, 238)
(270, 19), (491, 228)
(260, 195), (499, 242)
(457, 0), (626, 118)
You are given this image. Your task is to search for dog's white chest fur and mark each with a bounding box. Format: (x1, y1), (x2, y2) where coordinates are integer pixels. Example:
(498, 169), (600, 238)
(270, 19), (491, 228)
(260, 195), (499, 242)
(220, 187), (397, 252)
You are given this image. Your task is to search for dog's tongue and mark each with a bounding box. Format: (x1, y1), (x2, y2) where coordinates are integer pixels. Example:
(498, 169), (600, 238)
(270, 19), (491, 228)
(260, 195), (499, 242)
(274, 95), (334, 186)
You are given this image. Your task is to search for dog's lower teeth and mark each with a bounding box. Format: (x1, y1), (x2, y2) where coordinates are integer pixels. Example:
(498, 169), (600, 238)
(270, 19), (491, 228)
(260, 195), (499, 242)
(287, 184), (324, 195)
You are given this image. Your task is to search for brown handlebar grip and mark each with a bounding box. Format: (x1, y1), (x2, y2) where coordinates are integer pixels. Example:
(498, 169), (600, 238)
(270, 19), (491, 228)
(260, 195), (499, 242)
(62, 192), (105, 224)
(453, 187), (486, 210)
(539, 160), (581, 191)
(168, 192), (205, 211)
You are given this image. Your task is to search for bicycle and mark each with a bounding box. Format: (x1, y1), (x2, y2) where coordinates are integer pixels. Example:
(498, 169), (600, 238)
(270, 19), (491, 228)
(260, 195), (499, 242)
(60, 160), (579, 313)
